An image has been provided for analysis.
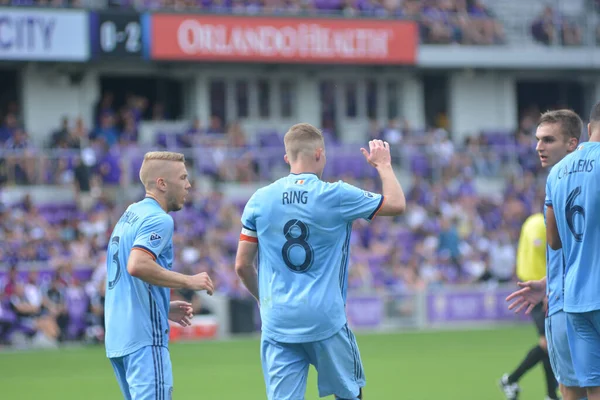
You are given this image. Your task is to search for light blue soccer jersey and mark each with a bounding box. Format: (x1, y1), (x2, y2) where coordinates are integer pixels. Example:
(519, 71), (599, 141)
(105, 197), (175, 358)
(241, 173), (384, 344)
(545, 203), (565, 317)
(545, 142), (600, 313)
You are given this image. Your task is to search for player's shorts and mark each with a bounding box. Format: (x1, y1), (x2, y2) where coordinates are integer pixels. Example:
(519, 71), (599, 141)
(531, 302), (546, 336)
(109, 345), (173, 400)
(261, 324), (365, 400)
(546, 311), (579, 387)
(566, 310), (600, 387)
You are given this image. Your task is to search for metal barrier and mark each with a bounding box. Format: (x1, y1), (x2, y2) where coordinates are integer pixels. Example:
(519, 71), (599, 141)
(0, 142), (526, 187)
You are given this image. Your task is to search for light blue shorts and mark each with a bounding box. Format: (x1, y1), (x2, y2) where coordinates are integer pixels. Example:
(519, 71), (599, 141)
(261, 324), (365, 400)
(567, 310), (600, 388)
(109, 345), (173, 400)
(546, 311), (580, 387)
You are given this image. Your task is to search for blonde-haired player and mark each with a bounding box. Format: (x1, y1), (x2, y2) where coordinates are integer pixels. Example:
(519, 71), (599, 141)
(105, 151), (214, 399)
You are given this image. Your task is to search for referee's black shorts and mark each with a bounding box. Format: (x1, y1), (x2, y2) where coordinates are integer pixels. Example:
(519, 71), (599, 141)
(530, 302), (546, 336)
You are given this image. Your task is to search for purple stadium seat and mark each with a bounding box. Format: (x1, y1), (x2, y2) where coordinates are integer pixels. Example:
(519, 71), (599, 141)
(65, 288), (89, 340)
(410, 153), (431, 177)
(257, 131), (283, 148)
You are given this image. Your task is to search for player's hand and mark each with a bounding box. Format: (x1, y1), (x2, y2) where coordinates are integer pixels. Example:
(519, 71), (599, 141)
(360, 140), (392, 169)
(505, 279), (546, 314)
(187, 272), (215, 295)
(169, 301), (194, 327)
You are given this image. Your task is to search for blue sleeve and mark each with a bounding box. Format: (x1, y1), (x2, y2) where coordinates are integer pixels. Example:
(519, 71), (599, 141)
(240, 192), (259, 242)
(545, 173), (553, 208)
(338, 182), (384, 222)
(132, 213), (174, 260)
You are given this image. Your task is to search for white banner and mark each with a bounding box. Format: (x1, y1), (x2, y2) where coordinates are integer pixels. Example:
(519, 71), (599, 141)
(0, 8), (89, 61)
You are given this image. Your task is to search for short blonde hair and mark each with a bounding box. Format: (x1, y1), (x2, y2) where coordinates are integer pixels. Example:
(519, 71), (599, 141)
(139, 151), (185, 186)
(283, 123), (324, 162)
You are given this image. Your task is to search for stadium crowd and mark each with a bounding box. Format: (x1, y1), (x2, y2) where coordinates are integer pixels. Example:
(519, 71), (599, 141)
(0, 88), (551, 347)
(0, 0), (575, 348)
(6, 0), (595, 46)
(0, 0), (510, 46)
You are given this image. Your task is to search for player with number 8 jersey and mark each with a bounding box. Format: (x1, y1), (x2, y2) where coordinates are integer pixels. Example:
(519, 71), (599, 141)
(545, 102), (600, 396)
(235, 123), (406, 400)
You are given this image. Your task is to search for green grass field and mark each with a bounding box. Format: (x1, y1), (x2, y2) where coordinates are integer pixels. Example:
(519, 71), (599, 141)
(0, 325), (551, 400)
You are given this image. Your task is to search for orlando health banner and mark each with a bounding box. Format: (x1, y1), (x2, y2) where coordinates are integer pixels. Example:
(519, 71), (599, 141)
(0, 8), (89, 61)
(149, 14), (417, 65)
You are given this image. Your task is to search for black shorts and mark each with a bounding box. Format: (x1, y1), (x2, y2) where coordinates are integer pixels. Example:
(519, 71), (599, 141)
(531, 302), (546, 336)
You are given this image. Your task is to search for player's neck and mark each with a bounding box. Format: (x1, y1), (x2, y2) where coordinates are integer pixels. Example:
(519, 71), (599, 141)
(145, 192), (168, 212)
(289, 162), (320, 177)
(589, 132), (600, 142)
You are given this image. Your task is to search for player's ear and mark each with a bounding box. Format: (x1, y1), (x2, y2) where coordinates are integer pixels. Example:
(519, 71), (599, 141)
(284, 154), (290, 165)
(156, 177), (167, 191)
(315, 148), (323, 162)
(568, 137), (578, 151)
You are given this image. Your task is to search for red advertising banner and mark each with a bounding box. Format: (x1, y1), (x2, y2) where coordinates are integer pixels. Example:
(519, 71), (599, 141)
(150, 14), (417, 64)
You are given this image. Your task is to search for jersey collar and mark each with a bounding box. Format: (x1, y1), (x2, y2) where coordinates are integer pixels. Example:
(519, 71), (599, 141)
(144, 194), (161, 207)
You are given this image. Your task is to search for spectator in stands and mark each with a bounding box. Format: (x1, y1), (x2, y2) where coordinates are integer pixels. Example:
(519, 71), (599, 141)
(92, 114), (119, 147)
(86, 277), (105, 344)
(383, 118), (403, 146)
(50, 116), (70, 148)
(73, 156), (94, 212)
(437, 217), (461, 272)
(207, 115), (224, 134)
(2, 264), (19, 298)
(421, 0), (460, 44)
(42, 273), (69, 342)
(465, 0), (505, 44)
(531, 6), (559, 46)
(179, 117), (204, 148)
(70, 118), (90, 149)
(4, 128), (34, 184)
(119, 112), (138, 144)
(10, 283), (60, 344)
(94, 92), (115, 126)
(432, 128), (455, 167)
(0, 113), (17, 145)
(486, 231), (516, 283)
(227, 121), (247, 148)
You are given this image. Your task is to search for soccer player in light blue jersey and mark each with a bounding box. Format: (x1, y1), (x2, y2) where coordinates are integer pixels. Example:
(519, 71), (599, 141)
(235, 123), (406, 400)
(105, 151), (214, 400)
(545, 103), (600, 400)
(506, 110), (586, 400)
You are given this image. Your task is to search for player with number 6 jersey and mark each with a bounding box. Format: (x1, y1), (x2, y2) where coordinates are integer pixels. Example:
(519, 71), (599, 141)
(545, 102), (600, 399)
(235, 123), (406, 400)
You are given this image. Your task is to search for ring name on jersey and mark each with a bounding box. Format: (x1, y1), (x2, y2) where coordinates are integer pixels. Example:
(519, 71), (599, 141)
(557, 159), (595, 179)
(282, 190), (308, 205)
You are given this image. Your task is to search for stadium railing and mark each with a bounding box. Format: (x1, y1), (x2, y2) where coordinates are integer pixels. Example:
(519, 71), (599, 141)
(0, 142), (524, 187)
(192, 283), (529, 341)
